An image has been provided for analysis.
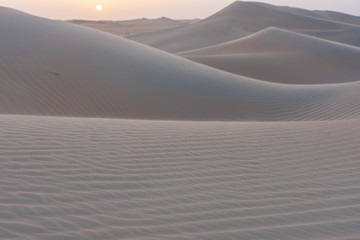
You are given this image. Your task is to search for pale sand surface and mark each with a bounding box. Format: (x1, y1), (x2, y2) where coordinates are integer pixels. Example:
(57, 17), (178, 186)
(67, 18), (197, 36)
(127, 1), (360, 53)
(1, 114), (360, 240)
(313, 11), (360, 26)
(1, 7), (360, 121)
(1, 1), (360, 239)
(180, 27), (360, 84)
(276, 6), (360, 26)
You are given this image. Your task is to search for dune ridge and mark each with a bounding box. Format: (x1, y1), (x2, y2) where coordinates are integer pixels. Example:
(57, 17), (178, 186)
(314, 10), (360, 26)
(67, 18), (198, 36)
(180, 27), (360, 84)
(1, 7), (360, 121)
(128, 1), (360, 53)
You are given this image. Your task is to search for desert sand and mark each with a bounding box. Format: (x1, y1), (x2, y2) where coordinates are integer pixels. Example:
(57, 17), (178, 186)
(68, 18), (197, 36)
(1, 1), (360, 239)
(1, 115), (360, 239)
(127, 1), (360, 53)
(1, 7), (360, 120)
(180, 27), (360, 84)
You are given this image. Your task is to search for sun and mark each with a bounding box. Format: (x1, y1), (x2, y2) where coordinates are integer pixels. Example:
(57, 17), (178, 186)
(96, 4), (103, 11)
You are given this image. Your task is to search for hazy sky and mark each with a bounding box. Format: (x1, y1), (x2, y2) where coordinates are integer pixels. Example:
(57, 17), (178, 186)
(0, 0), (359, 20)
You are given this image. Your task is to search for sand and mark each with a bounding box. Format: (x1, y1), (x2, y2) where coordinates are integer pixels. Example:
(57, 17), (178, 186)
(314, 10), (360, 26)
(180, 27), (360, 84)
(1, 115), (360, 239)
(128, 1), (360, 53)
(1, 7), (360, 121)
(68, 18), (198, 36)
(1, 1), (360, 239)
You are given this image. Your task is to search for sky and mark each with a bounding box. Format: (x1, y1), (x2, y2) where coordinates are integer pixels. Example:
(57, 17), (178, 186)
(0, 0), (359, 20)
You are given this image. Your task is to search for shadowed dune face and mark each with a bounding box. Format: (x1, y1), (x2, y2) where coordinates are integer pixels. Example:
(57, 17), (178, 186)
(180, 28), (360, 84)
(127, 1), (360, 53)
(1, 7), (360, 121)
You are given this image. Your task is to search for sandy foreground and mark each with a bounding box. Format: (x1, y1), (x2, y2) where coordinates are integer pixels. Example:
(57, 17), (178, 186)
(1, 0), (360, 239)
(1, 115), (360, 239)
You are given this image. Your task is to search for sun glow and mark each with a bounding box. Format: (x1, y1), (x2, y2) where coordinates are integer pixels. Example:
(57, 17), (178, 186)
(96, 4), (103, 11)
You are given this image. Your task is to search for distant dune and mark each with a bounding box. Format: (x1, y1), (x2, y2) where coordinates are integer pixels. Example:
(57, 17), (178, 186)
(180, 27), (360, 84)
(128, 1), (360, 53)
(67, 18), (198, 36)
(314, 10), (360, 26)
(1, 1), (360, 239)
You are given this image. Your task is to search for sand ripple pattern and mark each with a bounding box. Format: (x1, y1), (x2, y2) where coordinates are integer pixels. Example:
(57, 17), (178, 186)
(1, 115), (360, 239)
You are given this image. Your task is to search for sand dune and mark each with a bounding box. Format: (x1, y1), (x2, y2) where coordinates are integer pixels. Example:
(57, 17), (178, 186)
(68, 18), (198, 36)
(314, 10), (360, 26)
(128, 1), (360, 53)
(126, 17), (252, 53)
(180, 27), (360, 84)
(1, 1), (360, 240)
(1, 114), (360, 239)
(280, 7), (360, 26)
(2, 7), (360, 121)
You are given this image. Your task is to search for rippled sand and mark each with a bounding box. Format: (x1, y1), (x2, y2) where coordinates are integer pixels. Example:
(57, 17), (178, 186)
(1, 115), (360, 239)
(1, 1), (360, 239)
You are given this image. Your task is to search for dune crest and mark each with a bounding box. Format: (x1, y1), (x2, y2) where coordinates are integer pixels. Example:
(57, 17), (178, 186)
(1, 7), (360, 121)
(128, 1), (360, 52)
(67, 18), (198, 36)
(180, 27), (360, 84)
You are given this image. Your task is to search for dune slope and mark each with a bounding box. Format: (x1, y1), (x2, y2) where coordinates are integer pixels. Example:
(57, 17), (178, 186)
(276, 6), (360, 26)
(128, 1), (360, 52)
(180, 28), (360, 84)
(1, 7), (360, 121)
(1, 114), (360, 239)
(127, 17), (252, 53)
(314, 10), (360, 26)
(67, 18), (197, 36)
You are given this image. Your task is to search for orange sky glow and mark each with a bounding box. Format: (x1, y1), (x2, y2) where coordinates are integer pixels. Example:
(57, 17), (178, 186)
(0, 0), (359, 20)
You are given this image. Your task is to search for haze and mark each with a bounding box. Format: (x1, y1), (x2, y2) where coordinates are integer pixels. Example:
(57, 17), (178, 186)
(0, 0), (359, 20)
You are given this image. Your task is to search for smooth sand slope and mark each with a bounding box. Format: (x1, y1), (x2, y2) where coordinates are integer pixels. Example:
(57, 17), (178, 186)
(276, 5), (360, 26)
(68, 18), (197, 36)
(1, 114), (360, 239)
(314, 10), (360, 26)
(180, 27), (360, 84)
(127, 16), (252, 53)
(2, 7), (360, 121)
(281, 7), (360, 26)
(128, 1), (360, 53)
